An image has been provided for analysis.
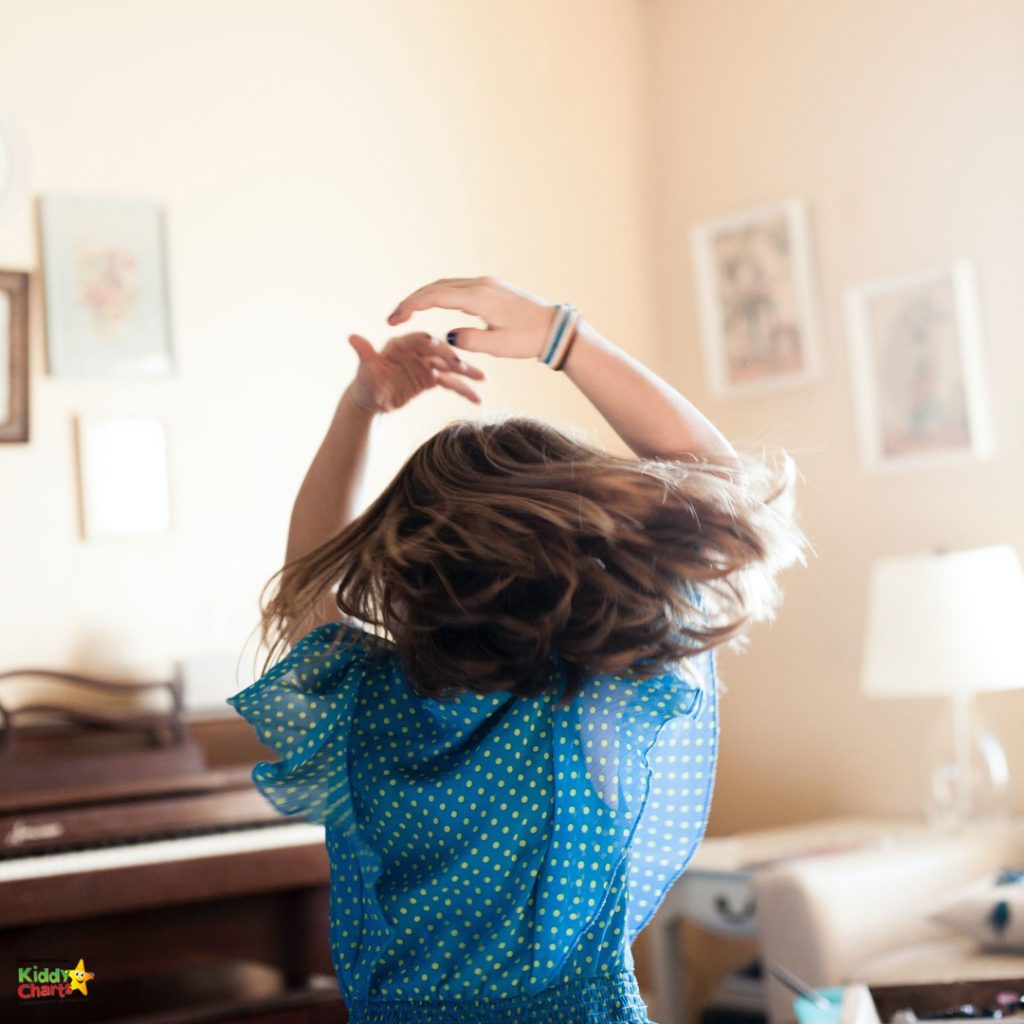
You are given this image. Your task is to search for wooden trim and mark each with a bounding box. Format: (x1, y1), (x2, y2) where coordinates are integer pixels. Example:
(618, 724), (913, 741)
(0, 268), (29, 442)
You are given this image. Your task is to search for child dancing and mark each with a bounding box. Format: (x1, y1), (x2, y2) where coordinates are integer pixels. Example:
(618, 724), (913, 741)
(227, 275), (806, 1024)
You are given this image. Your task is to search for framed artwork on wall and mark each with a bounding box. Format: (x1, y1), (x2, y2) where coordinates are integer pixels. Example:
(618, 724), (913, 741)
(38, 195), (174, 378)
(75, 415), (172, 538)
(844, 261), (994, 472)
(691, 198), (822, 399)
(0, 269), (29, 443)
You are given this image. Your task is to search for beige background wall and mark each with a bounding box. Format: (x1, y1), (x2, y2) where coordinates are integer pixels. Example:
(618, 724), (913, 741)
(646, 0), (1024, 832)
(0, 0), (658, 701)
(1, 0), (1022, 830)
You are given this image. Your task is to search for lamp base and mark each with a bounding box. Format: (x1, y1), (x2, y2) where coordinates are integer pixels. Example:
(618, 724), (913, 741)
(924, 699), (1011, 832)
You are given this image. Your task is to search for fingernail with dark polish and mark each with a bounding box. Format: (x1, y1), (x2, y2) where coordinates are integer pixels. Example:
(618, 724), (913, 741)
(446, 330), (458, 346)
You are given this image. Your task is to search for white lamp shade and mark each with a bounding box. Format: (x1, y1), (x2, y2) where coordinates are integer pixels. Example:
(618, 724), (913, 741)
(862, 545), (1024, 699)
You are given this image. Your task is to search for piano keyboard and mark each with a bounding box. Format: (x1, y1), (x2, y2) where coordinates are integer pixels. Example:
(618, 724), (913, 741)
(0, 820), (326, 883)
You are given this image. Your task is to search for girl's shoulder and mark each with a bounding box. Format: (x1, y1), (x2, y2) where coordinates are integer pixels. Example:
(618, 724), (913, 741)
(285, 618), (399, 683)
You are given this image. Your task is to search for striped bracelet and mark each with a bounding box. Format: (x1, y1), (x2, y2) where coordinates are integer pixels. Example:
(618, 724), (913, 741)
(550, 312), (581, 371)
(539, 303), (581, 369)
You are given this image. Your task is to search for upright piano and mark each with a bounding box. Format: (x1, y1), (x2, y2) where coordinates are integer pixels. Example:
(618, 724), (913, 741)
(0, 667), (349, 1023)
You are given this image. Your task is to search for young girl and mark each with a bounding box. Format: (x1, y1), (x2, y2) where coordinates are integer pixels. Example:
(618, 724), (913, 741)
(226, 275), (805, 1024)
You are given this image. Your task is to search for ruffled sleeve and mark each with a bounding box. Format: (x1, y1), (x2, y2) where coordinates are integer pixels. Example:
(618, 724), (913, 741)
(224, 619), (372, 835)
(618, 646), (718, 939)
(532, 586), (719, 980)
(610, 582), (719, 940)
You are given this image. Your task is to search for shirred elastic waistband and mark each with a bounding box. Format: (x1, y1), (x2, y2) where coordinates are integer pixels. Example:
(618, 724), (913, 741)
(345, 969), (653, 1024)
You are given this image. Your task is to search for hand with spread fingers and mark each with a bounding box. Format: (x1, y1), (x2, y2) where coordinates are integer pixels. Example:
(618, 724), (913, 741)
(387, 275), (557, 359)
(346, 330), (486, 414)
(385, 274), (740, 462)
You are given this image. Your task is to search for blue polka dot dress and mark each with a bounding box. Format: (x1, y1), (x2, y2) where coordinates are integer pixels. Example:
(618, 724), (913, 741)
(226, 610), (718, 1024)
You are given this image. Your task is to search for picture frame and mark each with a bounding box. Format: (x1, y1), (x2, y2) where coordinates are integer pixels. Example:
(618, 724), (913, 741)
(0, 269), (29, 443)
(37, 194), (174, 378)
(691, 198), (822, 399)
(74, 415), (172, 538)
(844, 260), (994, 472)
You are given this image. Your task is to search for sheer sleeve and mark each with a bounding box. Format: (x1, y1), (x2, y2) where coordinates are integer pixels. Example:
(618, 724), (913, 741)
(534, 585), (719, 976)
(224, 620), (371, 833)
(618, 646), (717, 938)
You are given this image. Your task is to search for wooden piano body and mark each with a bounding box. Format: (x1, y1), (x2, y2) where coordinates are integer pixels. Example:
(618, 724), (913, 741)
(0, 668), (349, 1023)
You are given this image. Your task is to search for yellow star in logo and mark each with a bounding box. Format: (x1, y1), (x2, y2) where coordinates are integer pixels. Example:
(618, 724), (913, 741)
(67, 958), (94, 996)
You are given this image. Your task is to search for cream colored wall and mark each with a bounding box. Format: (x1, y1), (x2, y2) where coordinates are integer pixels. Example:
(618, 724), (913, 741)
(646, 0), (1024, 831)
(0, 1), (658, 704)
(3, 0), (1021, 828)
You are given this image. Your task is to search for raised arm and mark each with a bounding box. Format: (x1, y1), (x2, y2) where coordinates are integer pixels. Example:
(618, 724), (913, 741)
(556, 318), (737, 462)
(281, 331), (484, 644)
(284, 385), (377, 611)
(387, 275), (736, 464)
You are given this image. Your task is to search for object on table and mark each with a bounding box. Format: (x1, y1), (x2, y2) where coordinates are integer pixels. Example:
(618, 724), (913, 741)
(800, 981), (1024, 1024)
(771, 963), (834, 1012)
(793, 985), (845, 1024)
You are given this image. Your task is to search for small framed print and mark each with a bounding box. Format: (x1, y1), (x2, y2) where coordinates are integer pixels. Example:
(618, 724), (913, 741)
(75, 415), (172, 538)
(38, 195), (174, 378)
(691, 198), (822, 398)
(844, 261), (994, 472)
(0, 269), (29, 443)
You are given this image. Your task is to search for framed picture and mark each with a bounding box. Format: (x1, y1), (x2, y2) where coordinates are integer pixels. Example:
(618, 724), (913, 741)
(0, 269), (29, 442)
(38, 195), (174, 377)
(844, 261), (994, 472)
(75, 415), (172, 538)
(691, 198), (822, 398)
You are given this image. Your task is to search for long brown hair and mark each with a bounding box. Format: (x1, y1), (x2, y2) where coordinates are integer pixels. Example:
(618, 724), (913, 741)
(254, 415), (808, 708)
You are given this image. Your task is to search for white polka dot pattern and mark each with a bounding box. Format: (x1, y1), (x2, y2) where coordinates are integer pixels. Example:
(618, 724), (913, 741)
(226, 611), (718, 1015)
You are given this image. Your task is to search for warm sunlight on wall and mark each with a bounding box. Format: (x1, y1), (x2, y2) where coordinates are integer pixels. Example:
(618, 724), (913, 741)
(0, 0), (657, 690)
(2, 0), (1021, 828)
(646, 0), (1024, 828)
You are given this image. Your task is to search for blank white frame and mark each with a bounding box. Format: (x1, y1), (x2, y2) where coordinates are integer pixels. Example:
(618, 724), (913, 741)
(76, 415), (172, 538)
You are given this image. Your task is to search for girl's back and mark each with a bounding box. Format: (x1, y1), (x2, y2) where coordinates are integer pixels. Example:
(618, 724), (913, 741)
(228, 276), (806, 1023)
(228, 616), (718, 1022)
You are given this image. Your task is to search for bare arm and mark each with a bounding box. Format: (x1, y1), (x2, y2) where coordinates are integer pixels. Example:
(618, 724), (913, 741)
(386, 275), (736, 464)
(285, 383), (376, 593)
(282, 333), (484, 642)
(558, 318), (737, 462)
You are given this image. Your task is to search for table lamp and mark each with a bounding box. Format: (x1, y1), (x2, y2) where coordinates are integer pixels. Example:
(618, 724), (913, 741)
(861, 544), (1024, 829)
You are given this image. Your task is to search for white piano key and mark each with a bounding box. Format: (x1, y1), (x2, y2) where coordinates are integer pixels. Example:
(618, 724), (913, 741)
(0, 821), (326, 883)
